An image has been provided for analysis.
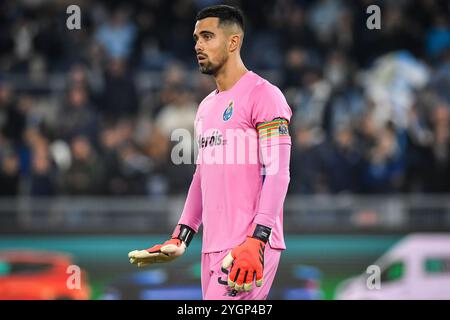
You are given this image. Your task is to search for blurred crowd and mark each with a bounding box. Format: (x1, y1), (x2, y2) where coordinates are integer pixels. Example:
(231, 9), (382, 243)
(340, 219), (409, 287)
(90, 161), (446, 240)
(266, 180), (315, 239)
(0, 0), (450, 197)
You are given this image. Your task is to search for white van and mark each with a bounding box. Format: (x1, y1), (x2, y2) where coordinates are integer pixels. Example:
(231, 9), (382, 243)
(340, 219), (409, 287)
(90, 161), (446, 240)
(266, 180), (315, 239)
(335, 233), (450, 300)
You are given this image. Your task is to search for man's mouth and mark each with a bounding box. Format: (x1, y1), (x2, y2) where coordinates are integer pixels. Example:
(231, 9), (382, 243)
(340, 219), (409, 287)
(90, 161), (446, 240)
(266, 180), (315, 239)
(197, 55), (207, 62)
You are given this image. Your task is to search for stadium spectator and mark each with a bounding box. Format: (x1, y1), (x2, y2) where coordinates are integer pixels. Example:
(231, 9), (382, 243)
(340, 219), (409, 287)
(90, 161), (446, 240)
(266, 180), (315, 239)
(55, 85), (98, 143)
(60, 135), (105, 195)
(0, 0), (449, 197)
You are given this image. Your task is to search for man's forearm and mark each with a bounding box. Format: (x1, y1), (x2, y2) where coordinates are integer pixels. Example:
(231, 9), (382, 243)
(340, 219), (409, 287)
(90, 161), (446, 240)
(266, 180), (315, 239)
(254, 144), (291, 228)
(177, 165), (203, 232)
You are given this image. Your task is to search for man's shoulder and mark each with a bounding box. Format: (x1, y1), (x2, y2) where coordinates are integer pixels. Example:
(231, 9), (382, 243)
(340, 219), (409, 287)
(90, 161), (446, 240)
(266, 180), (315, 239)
(248, 72), (284, 102)
(199, 89), (217, 106)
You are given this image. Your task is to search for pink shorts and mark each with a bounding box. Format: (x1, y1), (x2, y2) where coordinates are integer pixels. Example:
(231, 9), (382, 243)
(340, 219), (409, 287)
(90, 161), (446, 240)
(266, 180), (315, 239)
(201, 245), (282, 300)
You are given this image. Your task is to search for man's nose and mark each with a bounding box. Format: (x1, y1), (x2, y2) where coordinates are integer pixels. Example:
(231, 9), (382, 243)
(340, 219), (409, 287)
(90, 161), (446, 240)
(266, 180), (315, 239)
(195, 40), (203, 53)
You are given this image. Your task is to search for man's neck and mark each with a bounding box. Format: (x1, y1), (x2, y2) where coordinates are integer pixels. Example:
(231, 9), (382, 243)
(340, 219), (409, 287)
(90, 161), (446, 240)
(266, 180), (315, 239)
(214, 59), (248, 92)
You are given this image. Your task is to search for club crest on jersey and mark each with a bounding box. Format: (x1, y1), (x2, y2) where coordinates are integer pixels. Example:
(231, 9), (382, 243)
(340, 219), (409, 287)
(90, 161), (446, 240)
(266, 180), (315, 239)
(223, 101), (234, 121)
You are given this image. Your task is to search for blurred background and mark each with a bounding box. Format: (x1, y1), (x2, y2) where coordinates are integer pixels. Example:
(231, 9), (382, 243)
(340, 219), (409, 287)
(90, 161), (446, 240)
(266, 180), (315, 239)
(1, 0), (450, 300)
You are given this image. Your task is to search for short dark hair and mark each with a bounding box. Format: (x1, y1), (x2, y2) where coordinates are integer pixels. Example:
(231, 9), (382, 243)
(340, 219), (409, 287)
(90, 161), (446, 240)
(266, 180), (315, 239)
(196, 5), (245, 32)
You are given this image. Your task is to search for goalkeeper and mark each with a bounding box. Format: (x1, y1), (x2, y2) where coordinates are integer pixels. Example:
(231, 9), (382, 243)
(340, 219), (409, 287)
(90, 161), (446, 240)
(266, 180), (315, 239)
(128, 5), (291, 300)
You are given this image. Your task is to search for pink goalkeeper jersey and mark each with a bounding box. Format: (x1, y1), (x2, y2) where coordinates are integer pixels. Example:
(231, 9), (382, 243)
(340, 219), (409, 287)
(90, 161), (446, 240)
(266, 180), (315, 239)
(180, 71), (292, 253)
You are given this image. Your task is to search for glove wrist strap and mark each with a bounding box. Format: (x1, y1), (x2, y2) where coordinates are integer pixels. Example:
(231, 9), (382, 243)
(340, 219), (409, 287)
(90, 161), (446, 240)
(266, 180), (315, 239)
(248, 224), (271, 244)
(171, 224), (195, 247)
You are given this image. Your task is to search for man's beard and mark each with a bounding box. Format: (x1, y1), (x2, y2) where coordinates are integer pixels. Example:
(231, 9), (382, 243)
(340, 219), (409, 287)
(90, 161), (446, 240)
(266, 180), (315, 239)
(199, 55), (227, 76)
(199, 62), (217, 75)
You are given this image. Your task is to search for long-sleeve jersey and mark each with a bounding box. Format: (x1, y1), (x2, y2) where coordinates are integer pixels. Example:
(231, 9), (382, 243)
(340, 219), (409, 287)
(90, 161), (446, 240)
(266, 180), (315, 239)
(178, 71), (292, 253)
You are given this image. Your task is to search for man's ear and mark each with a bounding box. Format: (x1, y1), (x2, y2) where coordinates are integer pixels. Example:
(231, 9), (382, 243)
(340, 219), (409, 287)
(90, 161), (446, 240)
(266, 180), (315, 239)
(229, 34), (241, 52)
